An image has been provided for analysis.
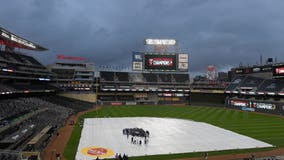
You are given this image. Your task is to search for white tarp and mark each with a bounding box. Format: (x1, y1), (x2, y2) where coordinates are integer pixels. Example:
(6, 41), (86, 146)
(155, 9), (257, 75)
(76, 117), (272, 160)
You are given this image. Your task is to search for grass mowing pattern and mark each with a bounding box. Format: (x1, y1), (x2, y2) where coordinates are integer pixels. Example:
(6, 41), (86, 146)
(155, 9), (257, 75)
(64, 106), (284, 160)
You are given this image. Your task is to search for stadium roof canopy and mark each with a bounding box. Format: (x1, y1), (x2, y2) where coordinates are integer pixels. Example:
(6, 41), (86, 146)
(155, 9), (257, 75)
(0, 27), (47, 51)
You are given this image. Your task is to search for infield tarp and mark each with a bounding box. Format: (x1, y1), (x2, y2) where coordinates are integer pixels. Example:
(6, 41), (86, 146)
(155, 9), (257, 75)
(76, 117), (272, 159)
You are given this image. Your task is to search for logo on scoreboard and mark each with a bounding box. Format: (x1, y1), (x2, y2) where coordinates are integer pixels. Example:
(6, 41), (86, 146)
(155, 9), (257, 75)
(81, 146), (115, 158)
(133, 61), (143, 71)
(148, 58), (173, 66)
(132, 52), (143, 61)
(178, 54), (188, 62)
(276, 67), (284, 74)
(178, 62), (188, 70)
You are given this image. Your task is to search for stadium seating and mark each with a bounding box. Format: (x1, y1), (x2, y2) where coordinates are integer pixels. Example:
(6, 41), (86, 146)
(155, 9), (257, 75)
(0, 95), (94, 153)
(0, 153), (18, 160)
(0, 97), (72, 150)
(173, 74), (189, 83)
(0, 98), (37, 122)
(11, 83), (56, 91)
(100, 71), (190, 84)
(115, 72), (129, 82)
(0, 51), (44, 67)
(129, 73), (144, 82)
(239, 76), (264, 89)
(257, 79), (284, 93)
(158, 74), (172, 82)
(0, 84), (15, 93)
(40, 95), (94, 113)
(225, 76), (246, 91)
(143, 73), (158, 82)
(226, 75), (284, 95)
(0, 51), (53, 85)
(0, 82), (58, 94)
(100, 71), (115, 81)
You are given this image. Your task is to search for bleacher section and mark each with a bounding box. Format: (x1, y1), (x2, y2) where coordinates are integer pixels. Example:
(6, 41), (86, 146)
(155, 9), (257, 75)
(143, 73), (158, 82)
(0, 95), (94, 158)
(226, 75), (284, 96)
(0, 82), (58, 95)
(0, 84), (16, 93)
(0, 152), (18, 160)
(239, 76), (263, 89)
(40, 95), (94, 113)
(0, 51), (43, 66)
(129, 73), (144, 83)
(100, 71), (189, 84)
(257, 79), (284, 93)
(100, 71), (115, 81)
(100, 71), (190, 91)
(0, 51), (56, 95)
(173, 74), (189, 83)
(99, 71), (190, 104)
(116, 72), (129, 82)
(0, 51), (53, 80)
(225, 74), (284, 116)
(225, 76), (246, 92)
(0, 97), (73, 152)
(158, 74), (172, 82)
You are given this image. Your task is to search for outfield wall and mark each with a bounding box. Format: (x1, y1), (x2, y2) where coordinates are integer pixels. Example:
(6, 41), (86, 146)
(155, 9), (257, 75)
(226, 98), (284, 115)
(190, 93), (225, 107)
(98, 92), (190, 105)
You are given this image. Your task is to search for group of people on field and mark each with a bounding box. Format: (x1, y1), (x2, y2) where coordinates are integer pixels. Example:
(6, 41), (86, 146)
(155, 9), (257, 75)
(123, 128), (150, 146)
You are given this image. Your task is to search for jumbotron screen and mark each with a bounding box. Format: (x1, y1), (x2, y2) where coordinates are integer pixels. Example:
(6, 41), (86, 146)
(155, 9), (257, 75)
(273, 64), (284, 78)
(144, 54), (177, 71)
(132, 52), (188, 72)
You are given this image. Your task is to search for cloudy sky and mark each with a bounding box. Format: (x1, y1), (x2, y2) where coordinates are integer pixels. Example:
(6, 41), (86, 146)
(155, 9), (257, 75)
(1, 0), (284, 75)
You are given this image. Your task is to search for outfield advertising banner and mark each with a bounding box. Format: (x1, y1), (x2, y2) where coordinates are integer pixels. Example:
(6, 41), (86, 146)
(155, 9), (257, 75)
(252, 102), (276, 110)
(230, 100), (249, 107)
(227, 99), (284, 115)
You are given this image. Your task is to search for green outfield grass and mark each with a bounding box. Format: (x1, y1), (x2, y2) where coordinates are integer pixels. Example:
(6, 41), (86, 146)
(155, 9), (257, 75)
(64, 106), (284, 160)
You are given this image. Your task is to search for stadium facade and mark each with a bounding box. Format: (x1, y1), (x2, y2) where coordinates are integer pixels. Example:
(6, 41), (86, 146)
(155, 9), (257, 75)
(225, 63), (284, 115)
(47, 60), (94, 91)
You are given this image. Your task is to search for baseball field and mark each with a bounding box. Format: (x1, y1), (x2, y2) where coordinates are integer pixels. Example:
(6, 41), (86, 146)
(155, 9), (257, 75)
(64, 105), (284, 160)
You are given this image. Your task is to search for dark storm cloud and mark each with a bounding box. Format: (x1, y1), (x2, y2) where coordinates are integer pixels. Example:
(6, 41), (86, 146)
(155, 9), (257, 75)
(1, 0), (284, 75)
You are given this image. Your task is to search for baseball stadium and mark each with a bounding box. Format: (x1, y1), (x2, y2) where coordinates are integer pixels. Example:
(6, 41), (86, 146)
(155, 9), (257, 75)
(0, 25), (284, 160)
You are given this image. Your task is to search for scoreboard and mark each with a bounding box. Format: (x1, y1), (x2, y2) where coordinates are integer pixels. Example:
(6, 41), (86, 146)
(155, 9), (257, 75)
(132, 52), (188, 72)
(144, 54), (176, 70)
(272, 64), (284, 78)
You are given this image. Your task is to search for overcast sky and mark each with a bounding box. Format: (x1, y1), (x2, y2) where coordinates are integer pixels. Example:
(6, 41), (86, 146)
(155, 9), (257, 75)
(1, 0), (284, 75)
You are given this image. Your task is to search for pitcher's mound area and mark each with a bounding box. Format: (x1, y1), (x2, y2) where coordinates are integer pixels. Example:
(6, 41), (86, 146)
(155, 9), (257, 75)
(76, 117), (272, 159)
